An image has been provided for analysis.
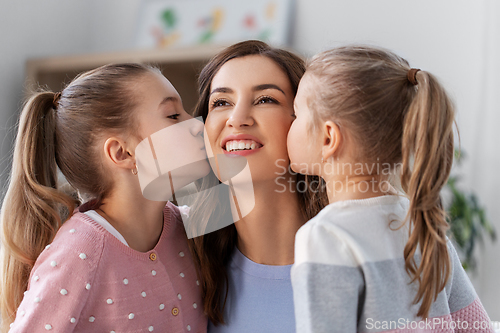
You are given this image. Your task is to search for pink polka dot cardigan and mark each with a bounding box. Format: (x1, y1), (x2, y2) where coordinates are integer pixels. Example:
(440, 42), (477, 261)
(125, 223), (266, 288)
(10, 202), (207, 333)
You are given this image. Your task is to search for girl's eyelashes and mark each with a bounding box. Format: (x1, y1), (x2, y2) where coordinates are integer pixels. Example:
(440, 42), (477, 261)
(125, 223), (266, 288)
(167, 113), (180, 120)
(255, 96), (279, 105)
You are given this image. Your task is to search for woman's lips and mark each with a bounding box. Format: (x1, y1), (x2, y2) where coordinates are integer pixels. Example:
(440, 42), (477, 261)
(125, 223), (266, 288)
(221, 134), (264, 157)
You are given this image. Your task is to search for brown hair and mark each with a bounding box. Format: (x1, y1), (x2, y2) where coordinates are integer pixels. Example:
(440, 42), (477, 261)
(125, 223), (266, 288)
(306, 45), (455, 318)
(188, 40), (327, 325)
(0, 63), (155, 331)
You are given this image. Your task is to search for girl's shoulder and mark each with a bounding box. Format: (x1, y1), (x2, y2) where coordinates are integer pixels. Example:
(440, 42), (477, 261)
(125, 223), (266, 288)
(163, 201), (189, 238)
(31, 212), (107, 280)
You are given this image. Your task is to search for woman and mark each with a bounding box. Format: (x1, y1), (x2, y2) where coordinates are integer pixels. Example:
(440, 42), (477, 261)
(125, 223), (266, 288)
(189, 41), (327, 332)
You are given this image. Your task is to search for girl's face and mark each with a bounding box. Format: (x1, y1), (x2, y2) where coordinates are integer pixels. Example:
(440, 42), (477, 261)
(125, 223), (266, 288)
(287, 73), (323, 175)
(134, 71), (195, 138)
(132, 72), (209, 197)
(205, 55), (296, 183)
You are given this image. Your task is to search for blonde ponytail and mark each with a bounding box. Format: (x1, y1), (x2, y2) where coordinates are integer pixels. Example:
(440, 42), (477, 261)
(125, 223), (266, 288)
(0, 92), (76, 331)
(401, 70), (455, 318)
(306, 46), (456, 319)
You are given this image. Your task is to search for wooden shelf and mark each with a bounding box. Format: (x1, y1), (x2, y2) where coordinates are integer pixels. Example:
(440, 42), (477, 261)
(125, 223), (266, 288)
(25, 44), (228, 113)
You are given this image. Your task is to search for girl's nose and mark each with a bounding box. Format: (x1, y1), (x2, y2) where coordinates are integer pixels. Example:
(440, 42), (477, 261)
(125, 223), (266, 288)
(189, 116), (205, 137)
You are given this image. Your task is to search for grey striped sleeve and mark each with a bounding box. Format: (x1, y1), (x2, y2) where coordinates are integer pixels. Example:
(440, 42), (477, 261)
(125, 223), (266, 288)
(291, 262), (364, 333)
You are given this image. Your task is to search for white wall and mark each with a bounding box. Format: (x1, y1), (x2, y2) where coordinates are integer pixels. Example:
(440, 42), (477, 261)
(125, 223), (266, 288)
(0, 0), (498, 321)
(0, 0), (94, 193)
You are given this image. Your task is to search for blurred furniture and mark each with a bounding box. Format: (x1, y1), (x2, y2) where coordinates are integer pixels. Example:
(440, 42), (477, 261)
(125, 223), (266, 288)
(25, 44), (227, 114)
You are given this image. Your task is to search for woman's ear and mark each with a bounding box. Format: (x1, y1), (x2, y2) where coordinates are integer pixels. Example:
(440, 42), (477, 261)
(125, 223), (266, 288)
(103, 137), (136, 171)
(321, 120), (342, 161)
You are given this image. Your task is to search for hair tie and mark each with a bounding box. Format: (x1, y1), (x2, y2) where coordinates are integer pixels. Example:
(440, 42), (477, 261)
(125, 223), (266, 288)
(53, 92), (62, 108)
(407, 68), (421, 85)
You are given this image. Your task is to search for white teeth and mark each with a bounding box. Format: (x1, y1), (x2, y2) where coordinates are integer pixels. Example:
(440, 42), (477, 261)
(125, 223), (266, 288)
(225, 140), (261, 152)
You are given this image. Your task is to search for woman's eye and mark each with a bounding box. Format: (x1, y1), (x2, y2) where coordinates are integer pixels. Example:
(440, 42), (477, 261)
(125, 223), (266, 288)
(211, 99), (230, 108)
(167, 113), (180, 120)
(256, 96), (279, 105)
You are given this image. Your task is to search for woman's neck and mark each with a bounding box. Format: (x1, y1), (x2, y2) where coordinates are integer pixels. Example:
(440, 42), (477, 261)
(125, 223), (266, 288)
(96, 186), (166, 253)
(234, 177), (305, 266)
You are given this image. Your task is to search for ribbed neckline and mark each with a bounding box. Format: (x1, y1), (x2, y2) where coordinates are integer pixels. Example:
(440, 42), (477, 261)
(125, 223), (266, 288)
(74, 201), (176, 262)
(325, 194), (409, 209)
(231, 247), (292, 280)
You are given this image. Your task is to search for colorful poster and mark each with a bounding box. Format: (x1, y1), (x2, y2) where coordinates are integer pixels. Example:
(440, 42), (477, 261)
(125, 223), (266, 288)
(136, 0), (293, 49)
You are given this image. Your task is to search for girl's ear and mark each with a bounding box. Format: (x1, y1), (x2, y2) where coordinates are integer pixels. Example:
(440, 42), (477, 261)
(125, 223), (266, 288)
(321, 120), (342, 161)
(103, 137), (136, 170)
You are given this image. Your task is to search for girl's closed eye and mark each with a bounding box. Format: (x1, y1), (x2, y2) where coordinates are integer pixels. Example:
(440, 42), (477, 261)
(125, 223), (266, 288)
(167, 113), (180, 120)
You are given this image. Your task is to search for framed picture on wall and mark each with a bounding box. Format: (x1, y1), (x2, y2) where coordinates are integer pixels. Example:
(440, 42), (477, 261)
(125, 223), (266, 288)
(135, 0), (294, 49)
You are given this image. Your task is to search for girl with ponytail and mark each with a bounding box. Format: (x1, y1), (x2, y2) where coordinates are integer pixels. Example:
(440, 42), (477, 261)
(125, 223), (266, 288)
(0, 64), (207, 332)
(287, 46), (494, 332)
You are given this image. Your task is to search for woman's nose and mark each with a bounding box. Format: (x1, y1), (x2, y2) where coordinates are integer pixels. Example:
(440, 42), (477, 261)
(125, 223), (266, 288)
(226, 104), (254, 128)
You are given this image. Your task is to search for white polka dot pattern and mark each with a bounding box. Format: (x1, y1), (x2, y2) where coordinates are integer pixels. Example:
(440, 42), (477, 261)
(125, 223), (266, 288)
(11, 205), (207, 332)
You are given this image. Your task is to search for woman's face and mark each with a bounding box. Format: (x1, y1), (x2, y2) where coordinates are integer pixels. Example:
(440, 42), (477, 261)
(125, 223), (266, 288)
(205, 55), (296, 183)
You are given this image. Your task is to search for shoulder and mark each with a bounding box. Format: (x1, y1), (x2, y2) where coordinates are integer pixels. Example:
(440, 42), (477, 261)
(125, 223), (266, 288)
(294, 218), (358, 268)
(163, 202), (189, 237)
(30, 212), (106, 284)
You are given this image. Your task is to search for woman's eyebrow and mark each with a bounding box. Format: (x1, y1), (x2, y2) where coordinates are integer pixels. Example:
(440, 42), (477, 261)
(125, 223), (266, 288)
(210, 87), (233, 96)
(252, 84), (285, 95)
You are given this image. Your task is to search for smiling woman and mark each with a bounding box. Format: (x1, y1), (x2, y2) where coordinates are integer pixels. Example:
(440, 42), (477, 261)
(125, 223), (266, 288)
(188, 40), (327, 333)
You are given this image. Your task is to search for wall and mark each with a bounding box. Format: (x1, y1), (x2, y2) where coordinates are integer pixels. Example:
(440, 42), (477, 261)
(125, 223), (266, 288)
(0, 0), (94, 193)
(0, 0), (498, 321)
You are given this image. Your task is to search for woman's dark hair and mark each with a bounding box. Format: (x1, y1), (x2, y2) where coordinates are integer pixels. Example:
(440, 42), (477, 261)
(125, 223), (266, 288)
(188, 40), (327, 325)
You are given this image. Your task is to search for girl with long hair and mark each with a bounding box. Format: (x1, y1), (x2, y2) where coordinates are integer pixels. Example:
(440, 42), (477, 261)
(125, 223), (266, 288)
(1, 64), (207, 332)
(288, 45), (494, 332)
